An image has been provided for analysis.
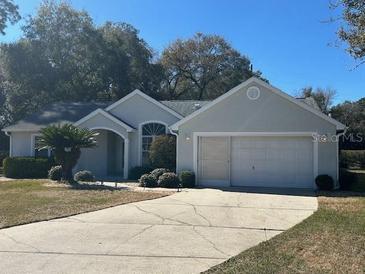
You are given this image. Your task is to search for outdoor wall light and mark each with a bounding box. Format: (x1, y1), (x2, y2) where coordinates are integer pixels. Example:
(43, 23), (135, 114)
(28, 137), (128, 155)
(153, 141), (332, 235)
(185, 134), (191, 141)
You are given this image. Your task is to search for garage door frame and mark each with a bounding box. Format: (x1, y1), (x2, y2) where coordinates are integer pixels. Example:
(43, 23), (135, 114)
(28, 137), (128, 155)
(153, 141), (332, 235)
(193, 132), (318, 188)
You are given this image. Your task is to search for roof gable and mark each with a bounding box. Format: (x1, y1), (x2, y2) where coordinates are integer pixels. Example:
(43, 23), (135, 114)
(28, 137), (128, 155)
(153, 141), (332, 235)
(171, 77), (345, 131)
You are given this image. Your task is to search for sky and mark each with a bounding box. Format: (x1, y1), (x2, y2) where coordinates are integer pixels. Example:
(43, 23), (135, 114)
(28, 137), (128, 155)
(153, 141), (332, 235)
(1, 0), (364, 104)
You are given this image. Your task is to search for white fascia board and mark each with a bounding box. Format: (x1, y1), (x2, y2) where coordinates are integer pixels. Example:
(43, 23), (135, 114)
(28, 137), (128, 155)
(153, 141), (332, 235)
(170, 77), (346, 131)
(105, 89), (184, 119)
(74, 108), (135, 132)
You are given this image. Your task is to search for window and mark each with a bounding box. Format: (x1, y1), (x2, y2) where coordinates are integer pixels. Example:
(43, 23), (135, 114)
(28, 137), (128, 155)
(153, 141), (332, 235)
(33, 136), (49, 158)
(141, 123), (166, 165)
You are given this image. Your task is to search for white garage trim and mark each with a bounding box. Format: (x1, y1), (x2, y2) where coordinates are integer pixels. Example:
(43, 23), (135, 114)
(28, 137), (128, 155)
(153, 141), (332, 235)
(193, 132), (319, 188)
(90, 127), (129, 179)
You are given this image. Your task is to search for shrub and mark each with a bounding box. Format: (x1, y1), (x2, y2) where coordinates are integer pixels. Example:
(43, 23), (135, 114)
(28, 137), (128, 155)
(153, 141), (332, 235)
(158, 172), (180, 188)
(149, 135), (176, 170)
(0, 151), (8, 167)
(179, 170), (195, 188)
(340, 169), (365, 191)
(48, 165), (63, 181)
(315, 174), (334, 190)
(150, 168), (169, 180)
(139, 174), (158, 188)
(74, 170), (95, 182)
(3, 157), (52, 178)
(129, 166), (153, 180)
(340, 150), (365, 169)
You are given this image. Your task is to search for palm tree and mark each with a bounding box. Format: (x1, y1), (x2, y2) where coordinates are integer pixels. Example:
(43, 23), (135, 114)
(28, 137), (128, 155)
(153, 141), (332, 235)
(38, 124), (98, 181)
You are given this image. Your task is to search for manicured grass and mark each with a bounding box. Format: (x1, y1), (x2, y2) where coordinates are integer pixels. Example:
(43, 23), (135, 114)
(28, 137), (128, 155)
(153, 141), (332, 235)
(0, 180), (170, 229)
(205, 193), (365, 274)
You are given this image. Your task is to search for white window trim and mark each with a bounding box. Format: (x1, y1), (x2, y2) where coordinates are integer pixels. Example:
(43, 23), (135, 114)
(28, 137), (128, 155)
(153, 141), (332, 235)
(89, 127), (129, 179)
(138, 121), (168, 166)
(30, 133), (51, 157)
(192, 132), (319, 189)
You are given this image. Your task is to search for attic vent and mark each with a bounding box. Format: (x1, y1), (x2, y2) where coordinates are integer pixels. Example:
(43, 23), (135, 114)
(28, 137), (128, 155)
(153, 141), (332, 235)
(193, 103), (202, 110)
(247, 86), (260, 100)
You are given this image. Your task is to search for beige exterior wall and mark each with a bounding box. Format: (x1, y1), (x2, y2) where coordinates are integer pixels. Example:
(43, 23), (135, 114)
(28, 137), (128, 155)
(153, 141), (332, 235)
(176, 81), (339, 182)
(10, 131), (37, 157)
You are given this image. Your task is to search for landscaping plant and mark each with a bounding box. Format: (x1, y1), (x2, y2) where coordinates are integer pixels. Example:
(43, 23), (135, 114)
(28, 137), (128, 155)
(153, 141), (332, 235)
(48, 165), (63, 181)
(149, 135), (176, 170)
(157, 172), (180, 188)
(139, 173), (158, 188)
(38, 124), (98, 181)
(74, 170), (95, 182)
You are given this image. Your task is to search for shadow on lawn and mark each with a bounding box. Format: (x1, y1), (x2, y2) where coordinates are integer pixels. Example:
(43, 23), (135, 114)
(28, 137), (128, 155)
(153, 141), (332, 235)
(67, 182), (128, 191)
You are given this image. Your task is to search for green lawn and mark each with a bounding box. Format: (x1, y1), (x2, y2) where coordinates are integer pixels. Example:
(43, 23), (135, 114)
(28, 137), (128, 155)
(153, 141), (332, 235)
(205, 193), (365, 274)
(0, 180), (169, 229)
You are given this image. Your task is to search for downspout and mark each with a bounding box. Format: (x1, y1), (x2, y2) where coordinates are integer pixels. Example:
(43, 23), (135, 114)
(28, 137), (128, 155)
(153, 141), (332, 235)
(169, 127), (179, 173)
(335, 128), (347, 189)
(4, 131), (12, 157)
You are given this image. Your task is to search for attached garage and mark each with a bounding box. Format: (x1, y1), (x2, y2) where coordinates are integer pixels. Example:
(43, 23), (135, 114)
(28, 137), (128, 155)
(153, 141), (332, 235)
(197, 135), (315, 189)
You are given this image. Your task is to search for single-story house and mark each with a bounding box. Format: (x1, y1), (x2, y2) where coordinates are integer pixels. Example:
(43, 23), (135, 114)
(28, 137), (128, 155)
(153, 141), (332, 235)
(2, 77), (345, 189)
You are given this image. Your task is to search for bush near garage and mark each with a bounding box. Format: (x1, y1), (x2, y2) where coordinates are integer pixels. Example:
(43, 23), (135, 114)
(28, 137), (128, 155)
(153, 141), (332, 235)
(74, 170), (95, 182)
(139, 173), (158, 188)
(0, 151), (8, 167)
(157, 172), (180, 188)
(339, 168), (365, 191)
(149, 135), (176, 171)
(150, 168), (169, 180)
(340, 150), (365, 169)
(3, 157), (53, 179)
(48, 165), (63, 181)
(129, 166), (153, 180)
(179, 170), (195, 188)
(315, 174), (334, 190)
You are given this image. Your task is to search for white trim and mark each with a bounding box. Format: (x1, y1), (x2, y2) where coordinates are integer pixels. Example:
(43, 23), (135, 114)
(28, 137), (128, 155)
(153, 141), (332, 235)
(74, 108), (135, 132)
(4, 131), (12, 157)
(30, 133), (51, 157)
(193, 132), (319, 189)
(106, 89), (184, 119)
(89, 127), (129, 179)
(138, 120), (168, 166)
(171, 77), (345, 131)
(168, 128), (179, 172)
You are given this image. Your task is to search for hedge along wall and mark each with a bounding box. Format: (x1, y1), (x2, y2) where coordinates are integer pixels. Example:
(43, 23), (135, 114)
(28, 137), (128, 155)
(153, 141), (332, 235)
(3, 157), (53, 179)
(340, 150), (365, 169)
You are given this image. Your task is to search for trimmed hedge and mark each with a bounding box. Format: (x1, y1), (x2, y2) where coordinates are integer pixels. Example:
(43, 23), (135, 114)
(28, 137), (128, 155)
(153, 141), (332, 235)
(315, 174), (334, 190)
(157, 172), (180, 188)
(150, 168), (169, 180)
(340, 169), (365, 192)
(139, 173), (158, 188)
(0, 151), (8, 167)
(179, 170), (195, 188)
(340, 150), (365, 169)
(129, 166), (153, 180)
(3, 157), (53, 179)
(48, 166), (63, 181)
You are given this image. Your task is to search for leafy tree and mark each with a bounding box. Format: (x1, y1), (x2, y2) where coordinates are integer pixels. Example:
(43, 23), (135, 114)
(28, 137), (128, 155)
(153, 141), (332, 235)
(333, 0), (365, 66)
(159, 33), (262, 100)
(0, 0), (20, 35)
(149, 135), (176, 170)
(38, 124), (98, 181)
(299, 86), (337, 114)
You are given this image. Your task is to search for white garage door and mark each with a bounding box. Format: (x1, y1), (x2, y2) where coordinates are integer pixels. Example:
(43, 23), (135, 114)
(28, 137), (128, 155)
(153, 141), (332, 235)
(198, 136), (314, 188)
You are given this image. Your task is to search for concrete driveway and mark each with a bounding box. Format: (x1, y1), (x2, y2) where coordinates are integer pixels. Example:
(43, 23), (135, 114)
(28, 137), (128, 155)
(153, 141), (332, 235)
(0, 188), (317, 274)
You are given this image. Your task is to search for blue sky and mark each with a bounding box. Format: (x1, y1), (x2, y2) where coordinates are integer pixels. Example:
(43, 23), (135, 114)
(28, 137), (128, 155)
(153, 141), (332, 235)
(2, 0), (364, 104)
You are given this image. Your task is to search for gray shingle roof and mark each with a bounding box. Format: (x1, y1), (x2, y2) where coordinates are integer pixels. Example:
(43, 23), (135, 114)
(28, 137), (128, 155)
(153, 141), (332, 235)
(296, 97), (321, 111)
(3, 96), (321, 132)
(160, 100), (212, 117)
(3, 101), (113, 131)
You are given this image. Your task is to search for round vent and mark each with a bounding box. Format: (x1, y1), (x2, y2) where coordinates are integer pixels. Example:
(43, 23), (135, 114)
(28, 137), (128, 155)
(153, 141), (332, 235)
(246, 86), (260, 100)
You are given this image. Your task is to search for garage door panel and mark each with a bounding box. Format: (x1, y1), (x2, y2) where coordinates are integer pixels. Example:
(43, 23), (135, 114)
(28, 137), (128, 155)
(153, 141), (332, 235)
(231, 136), (314, 188)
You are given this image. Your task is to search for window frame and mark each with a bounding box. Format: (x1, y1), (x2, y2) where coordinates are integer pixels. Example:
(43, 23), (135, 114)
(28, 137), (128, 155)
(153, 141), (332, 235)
(30, 134), (51, 158)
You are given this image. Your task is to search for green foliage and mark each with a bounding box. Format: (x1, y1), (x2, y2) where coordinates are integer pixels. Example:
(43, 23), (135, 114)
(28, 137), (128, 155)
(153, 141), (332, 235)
(74, 170), (95, 182)
(335, 0), (365, 65)
(149, 135), (176, 170)
(150, 168), (169, 180)
(159, 32), (262, 100)
(0, 150), (8, 167)
(48, 165), (62, 181)
(315, 175), (334, 190)
(340, 150), (365, 169)
(179, 170), (195, 188)
(0, 0), (20, 35)
(138, 173), (158, 188)
(299, 87), (336, 114)
(157, 172), (180, 188)
(128, 166), (153, 180)
(38, 124), (97, 181)
(3, 157), (52, 178)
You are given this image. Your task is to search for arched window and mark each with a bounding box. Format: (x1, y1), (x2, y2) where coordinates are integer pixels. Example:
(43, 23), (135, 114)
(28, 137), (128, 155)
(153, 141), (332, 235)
(141, 122), (166, 165)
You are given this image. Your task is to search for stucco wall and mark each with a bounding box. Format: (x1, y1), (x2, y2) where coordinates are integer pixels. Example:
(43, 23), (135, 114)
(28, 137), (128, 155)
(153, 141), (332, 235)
(176, 81), (339, 182)
(10, 131), (37, 157)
